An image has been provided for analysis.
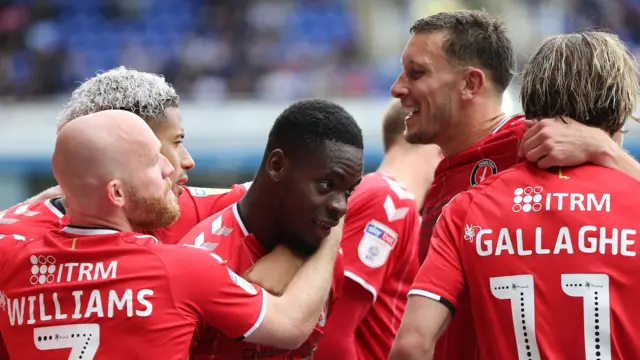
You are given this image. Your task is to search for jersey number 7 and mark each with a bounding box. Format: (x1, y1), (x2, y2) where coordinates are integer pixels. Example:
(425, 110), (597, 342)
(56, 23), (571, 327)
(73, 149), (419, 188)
(34, 324), (100, 359)
(491, 274), (610, 360)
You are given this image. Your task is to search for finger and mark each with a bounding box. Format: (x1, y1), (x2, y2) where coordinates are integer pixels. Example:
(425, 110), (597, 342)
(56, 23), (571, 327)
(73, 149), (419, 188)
(526, 144), (549, 165)
(521, 121), (543, 148)
(536, 155), (555, 169)
(521, 125), (547, 157)
(523, 119), (536, 128)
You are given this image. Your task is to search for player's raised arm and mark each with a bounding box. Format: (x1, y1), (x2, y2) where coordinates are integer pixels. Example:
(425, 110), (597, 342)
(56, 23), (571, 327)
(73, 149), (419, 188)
(390, 192), (471, 360)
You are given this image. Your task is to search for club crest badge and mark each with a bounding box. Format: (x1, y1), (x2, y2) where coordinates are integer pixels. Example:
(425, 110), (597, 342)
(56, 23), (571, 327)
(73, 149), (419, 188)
(470, 159), (497, 187)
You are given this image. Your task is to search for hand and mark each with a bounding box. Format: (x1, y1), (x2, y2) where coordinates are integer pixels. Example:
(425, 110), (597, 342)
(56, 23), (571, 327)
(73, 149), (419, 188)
(244, 245), (306, 296)
(25, 185), (65, 203)
(518, 117), (613, 168)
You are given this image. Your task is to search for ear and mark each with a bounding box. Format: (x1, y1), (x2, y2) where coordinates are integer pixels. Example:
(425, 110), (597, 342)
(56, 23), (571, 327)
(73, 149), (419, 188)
(106, 179), (126, 208)
(460, 67), (485, 100)
(264, 149), (289, 183)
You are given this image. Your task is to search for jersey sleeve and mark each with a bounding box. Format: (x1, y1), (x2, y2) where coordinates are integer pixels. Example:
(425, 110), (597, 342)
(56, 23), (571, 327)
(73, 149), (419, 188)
(408, 191), (472, 314)
(159, 245), (266, 340)
(342, 189), (420, 301)
(186, 182), (250, 222)
(0, 201), (63, 238)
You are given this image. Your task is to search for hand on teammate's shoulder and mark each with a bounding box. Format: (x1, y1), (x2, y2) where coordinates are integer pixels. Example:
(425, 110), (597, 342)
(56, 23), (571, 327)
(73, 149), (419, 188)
(519, 117), (611, 169)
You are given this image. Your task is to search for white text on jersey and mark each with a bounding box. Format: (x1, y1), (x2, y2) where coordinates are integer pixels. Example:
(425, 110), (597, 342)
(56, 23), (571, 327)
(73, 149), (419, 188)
(473, 226), (636, 257)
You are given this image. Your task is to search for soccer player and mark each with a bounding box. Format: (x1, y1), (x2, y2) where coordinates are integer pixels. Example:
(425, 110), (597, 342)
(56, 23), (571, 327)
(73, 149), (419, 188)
(315, 99), (440, 359)
(390, 10), (640, 359)
(390, 30), (640, 360)
(179, 99), (364, 359)
(0, 110), (343, 359)
(3, 67), (248, 245)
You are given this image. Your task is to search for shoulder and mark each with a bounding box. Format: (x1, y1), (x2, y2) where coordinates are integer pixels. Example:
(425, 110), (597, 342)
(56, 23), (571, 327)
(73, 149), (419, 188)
(185, 182), (251, 198)
(177, 205), (235, 246)
(351, 173), (417, 209)
(434, 163), (524, 216)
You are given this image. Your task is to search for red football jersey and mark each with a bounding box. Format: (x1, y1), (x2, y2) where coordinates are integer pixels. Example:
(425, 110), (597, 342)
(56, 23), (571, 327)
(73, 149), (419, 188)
(419, 114), (526, 360)
(316, 172), (420, 359)
(0, 183), (250, 245)
(148, 182), (250, 244)
(412, 162), (640, 359)
(179, 203), (344, 359)
(0, 199), (67, 238)
(0, 226), (266, 360)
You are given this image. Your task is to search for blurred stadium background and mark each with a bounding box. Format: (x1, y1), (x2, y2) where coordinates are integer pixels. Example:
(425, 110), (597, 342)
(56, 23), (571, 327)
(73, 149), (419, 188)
(1, 0), (639, 208)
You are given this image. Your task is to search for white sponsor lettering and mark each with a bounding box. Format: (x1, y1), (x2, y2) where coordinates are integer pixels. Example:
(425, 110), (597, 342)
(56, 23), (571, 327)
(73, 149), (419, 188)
(7, 289), (153, 327)
(512, 186), (610, 213)
(475, 226), (635, 257)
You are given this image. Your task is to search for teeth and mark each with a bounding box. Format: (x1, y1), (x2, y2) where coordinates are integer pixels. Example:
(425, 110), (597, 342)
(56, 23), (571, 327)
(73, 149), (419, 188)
(404, 107), (418, 116)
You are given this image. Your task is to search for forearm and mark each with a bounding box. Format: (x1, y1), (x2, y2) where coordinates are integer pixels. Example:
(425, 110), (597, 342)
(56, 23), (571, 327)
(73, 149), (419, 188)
(593, 141), (640, 181)
(25, 185), (63, 203)
(389, 334), (434, 360)
(278, 225), (342, 335)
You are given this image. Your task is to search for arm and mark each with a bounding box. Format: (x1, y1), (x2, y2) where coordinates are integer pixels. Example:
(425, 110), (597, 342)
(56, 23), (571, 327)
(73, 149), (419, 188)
(245, 222), (342, 349)
(315, 279), (371, 359)
(390, 192), (470, 360)
(591, 140), (640, 181)
(243, 244), (305, 296)
(519, 118), (640, 179)
(389, 296), (451, 360)
(24, 185), (63, 203)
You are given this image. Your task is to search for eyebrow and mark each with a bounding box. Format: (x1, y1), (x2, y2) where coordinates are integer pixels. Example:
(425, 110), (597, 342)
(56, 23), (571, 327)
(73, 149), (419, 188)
(326, 169), (349, 182)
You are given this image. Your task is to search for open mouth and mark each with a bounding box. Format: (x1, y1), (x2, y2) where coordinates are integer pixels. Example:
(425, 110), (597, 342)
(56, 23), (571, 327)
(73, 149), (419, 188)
(405, 107), (420, 122)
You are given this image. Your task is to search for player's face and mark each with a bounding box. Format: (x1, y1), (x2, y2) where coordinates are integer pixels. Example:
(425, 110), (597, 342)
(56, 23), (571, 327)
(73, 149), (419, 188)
(124, 141), (181, 230)
(151, 107), (195, 197)
(281, 142), (363, 253)
(391, 32), (458, 145)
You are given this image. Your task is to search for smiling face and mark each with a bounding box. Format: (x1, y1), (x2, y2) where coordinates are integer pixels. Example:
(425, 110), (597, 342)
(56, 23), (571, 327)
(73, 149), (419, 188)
(275, 141), (363, 254)
(391, 32), (459, 146)
(150, 107), (195, 197)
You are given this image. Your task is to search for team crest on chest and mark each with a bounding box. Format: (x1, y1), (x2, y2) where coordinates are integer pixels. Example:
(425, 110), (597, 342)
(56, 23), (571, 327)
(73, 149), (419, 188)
(470, 159), (497, 187)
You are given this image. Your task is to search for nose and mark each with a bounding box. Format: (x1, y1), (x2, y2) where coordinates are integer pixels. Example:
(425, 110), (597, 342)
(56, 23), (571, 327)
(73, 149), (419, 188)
(327, 192), (348, 220)
(180, 149), (195, 171)
(160, 154), (175, 179)
(390, 72), (409, 98)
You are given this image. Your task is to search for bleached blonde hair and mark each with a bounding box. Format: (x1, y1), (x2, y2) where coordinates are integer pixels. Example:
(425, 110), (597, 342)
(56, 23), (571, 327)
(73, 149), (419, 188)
(520, 30), (639, 135)
(57, 66), (179, 133)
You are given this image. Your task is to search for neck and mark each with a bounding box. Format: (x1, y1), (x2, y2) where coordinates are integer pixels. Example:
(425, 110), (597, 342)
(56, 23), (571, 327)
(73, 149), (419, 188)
(438, 99), (505, 157)
(378, 144), (441, 208)
(236, 180), (279, 251)
(66, 212), (135, 232)
(65, 201), (135, 233)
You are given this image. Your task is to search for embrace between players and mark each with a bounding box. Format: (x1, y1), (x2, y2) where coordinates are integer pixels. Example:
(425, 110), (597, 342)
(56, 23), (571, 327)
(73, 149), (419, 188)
(1, 9), (640, 360)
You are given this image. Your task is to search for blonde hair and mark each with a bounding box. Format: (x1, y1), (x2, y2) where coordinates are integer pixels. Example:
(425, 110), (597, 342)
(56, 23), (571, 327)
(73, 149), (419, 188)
(520, 31), (639, 134)
(57, 66), (179, 133)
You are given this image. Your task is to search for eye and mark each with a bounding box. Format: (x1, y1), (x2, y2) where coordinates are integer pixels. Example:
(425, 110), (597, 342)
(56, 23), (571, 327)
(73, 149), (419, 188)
(174, 140), (183, 146)
(319, 180), (332, 189)
(408, 70), (424, 80)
